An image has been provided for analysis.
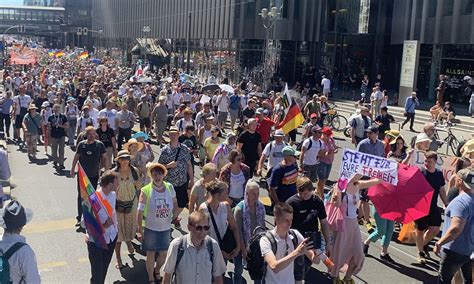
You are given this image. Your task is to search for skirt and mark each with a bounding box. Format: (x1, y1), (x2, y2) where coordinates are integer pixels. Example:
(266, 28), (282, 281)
(330, 217), (365, 277)
(117, 210), (137, 242)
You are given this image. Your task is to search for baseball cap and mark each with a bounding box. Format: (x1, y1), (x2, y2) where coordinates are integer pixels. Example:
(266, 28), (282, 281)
(169, 126), (179, 133)
(282, 146), (300, 157)
(457, 168), (474, 190)
(311, 125), (322, 133)
(310, 113), (318, 119)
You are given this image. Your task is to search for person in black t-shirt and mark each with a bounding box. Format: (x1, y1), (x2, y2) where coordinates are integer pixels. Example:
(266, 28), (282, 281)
(414, 151), (448, 264)
(96, 117), (117, 170)
(374, 107), (395, 140)
(48, 104), (68, 169)
(70, 126), (107, 225)
(237, 118), (261, 176)
(178, 124), (198, 167)
(286, 176), (331, 275)
(286, 176), (330, 248)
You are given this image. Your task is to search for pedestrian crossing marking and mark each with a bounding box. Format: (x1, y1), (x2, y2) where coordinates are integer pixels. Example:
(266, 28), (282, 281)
(23, 218), (76, 234)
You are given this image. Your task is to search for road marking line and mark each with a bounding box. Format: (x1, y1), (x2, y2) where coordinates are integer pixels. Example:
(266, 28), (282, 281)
(23, 218), (76, 234)
(78, 257), (89, 263)
(39, 261), (67, 272)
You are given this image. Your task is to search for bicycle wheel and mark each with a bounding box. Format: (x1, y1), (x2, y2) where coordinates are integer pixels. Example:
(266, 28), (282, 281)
(449, 135), (459, 156)
(331, 115), (348, 131)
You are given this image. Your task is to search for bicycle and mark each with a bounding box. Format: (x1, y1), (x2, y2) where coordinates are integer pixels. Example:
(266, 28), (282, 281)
(433, 126), (460, 155)
(322, 103), (348, 131)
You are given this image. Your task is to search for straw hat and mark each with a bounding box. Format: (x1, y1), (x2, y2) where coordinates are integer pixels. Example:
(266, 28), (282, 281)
(114, 150), (131, 161)
(460, 139), (474, 157)
(123, 138), (144, 152)
(147, 162), (168, 177)
(27, 104), (38, 111)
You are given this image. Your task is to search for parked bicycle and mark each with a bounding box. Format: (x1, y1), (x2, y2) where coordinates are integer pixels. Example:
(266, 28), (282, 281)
(323, 103), (348, 131)
(434, 126), (460, 155)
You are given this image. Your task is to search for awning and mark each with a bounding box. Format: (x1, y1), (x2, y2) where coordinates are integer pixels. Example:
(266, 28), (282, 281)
(136, 38), (169, 57)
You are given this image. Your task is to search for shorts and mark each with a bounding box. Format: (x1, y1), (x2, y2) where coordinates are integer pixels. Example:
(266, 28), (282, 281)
(142, 228), (171, 252)
(139, 117), (151, 129)
(317, 162), (332, 180)
(303, 164), (319, 183)
(229, 109), (239, 121)
(174, 183), (189, 209)
(414, 207), (442, 230)
(323, 88), (331, 95)
(218, 111), (228, 124)
(15, 115), (24, 129)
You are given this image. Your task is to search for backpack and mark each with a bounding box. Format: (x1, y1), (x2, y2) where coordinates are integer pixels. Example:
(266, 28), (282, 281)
(0, 242), (27, 284)
(173, 236), (214, 283)
(296, 138), (321, 152)
(246, 227), (305, 281)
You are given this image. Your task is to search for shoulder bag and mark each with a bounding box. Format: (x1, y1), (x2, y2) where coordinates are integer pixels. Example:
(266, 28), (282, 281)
(206, 203), (237, 254)
(30, 114), (43, 136)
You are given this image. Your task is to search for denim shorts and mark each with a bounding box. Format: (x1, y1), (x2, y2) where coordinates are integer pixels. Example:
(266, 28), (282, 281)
(317, 162), (332, 180)
(142, 228), (170, 252)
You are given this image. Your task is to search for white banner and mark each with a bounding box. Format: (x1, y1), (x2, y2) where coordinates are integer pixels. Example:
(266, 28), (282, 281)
(339, 148), (399, 186)
(408, 150), (458, 183)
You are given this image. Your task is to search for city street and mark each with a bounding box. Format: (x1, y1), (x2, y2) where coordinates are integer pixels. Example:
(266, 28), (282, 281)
(6, 111), (449, 284)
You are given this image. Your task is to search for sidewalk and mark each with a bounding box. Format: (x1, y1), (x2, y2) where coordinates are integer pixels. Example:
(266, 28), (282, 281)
(331, 89), (474, 116)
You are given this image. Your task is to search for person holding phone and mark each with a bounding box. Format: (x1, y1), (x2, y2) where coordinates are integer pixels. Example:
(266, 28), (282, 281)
(259, 202), (321, 284)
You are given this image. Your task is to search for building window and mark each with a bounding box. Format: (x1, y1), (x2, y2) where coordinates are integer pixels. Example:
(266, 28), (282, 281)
(461, 0), (473, 15)
(428, 0), (437, 17)
(78, 9), (88, 16)
(442, 1), (454, 16)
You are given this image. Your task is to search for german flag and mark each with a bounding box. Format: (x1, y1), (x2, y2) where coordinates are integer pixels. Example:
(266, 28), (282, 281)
(78, 51), (89, 60)
(276, 84), (305, 134)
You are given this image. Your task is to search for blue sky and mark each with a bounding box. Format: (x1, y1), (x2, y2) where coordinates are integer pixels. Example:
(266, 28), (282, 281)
(1, 0), (25, 5)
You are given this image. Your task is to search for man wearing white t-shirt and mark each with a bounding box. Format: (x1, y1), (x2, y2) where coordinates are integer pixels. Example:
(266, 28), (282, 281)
(299, 125), (325, 183)
(321, 75), (331, 96)
(12, 86), (32, 143)
(216, 91), (230, 128)
(257, 129), (287, 176)
(260, 202), (320, 284)
(98, 100), (118, 132)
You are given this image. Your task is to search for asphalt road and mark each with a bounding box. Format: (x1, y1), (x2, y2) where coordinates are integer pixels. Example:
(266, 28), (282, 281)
(6, 112), (449, 284)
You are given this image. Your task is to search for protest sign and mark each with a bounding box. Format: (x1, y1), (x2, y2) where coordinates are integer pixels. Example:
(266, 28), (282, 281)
(408, 150), (457, 183)
(338, 148), (398, 186)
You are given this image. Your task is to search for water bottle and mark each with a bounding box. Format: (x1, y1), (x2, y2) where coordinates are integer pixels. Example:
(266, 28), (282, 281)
(316, 249), (334, 270)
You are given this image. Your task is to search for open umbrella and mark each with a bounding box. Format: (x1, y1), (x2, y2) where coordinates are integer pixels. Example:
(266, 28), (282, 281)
(368, 165), (434, 224)
(219, 84), (234, 94)
(202, 84), (220, 92)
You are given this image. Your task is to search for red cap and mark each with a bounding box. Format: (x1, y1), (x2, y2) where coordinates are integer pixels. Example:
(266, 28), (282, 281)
(322, 126), (333, 136)
(310, 113), (318, 119)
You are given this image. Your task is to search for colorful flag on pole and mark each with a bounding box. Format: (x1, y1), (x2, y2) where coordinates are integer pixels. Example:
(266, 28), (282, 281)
(78, 51), (89, 60)
(276, 84), (305, 134)
(53, 51), (65, 58)
(78, 163), (112, 249)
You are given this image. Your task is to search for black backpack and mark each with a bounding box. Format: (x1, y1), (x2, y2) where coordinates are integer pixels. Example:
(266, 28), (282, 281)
(246, 227), (305, 281)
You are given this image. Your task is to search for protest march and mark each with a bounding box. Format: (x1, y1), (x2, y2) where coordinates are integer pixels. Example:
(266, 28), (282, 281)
(0, 39), (472, 284)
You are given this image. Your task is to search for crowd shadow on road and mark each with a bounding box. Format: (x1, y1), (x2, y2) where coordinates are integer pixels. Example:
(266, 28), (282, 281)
(367, 254), (438, 283)
(112, 254), (148, 283)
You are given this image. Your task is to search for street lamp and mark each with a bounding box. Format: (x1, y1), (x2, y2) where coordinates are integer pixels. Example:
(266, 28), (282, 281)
(259, 5), (280, 92)
(142, 26), (151, 64)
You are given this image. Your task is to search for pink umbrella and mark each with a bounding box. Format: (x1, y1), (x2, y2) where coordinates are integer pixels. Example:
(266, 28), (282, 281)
(368, 165), (434, 224)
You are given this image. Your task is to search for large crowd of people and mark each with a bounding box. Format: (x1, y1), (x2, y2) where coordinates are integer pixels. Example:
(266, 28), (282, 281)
(0, 47), (473, 284)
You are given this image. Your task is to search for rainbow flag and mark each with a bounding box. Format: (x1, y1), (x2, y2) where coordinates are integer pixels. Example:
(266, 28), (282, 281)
(47, 49), (56, 57)
(78, 163), (111, 249)
(276, 83), (305, 134)
(78, 51), (89, 60)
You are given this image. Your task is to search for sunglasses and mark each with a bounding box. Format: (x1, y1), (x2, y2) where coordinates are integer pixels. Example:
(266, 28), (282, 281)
(191, 224), (210, 231)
